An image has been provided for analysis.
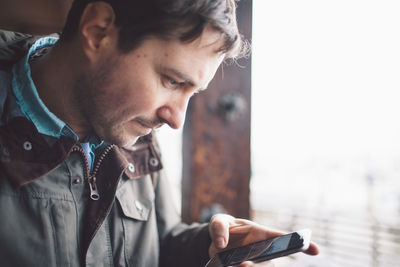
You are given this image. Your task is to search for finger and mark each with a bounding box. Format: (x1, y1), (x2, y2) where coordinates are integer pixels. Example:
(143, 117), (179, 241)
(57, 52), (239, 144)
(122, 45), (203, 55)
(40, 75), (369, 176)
(228, 219), (283, 236)
(239, 261), (254, 267)
(304, 241), (320, 256)
(239, 261), (274, 267)
(209, 214), (235, 249)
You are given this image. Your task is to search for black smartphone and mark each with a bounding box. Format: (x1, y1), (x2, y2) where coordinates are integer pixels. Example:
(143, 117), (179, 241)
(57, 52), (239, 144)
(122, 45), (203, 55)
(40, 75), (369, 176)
(205, 229), (311, 267)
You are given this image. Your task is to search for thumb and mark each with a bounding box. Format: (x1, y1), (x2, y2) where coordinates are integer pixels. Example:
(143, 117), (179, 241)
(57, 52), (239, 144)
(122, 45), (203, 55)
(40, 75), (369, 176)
(209, 214), (235, 249)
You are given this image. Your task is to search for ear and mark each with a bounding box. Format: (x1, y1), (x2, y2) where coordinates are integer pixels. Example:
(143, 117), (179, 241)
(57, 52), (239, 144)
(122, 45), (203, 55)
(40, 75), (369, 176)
(79, 2), (117, 62)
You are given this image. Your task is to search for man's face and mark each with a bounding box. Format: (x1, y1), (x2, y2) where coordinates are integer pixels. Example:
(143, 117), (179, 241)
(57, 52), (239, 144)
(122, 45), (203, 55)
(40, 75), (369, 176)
(74, 27), (225, 148)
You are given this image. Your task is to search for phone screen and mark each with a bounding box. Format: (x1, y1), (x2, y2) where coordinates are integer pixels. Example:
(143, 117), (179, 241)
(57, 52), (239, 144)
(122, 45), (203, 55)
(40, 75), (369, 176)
(206, 230), (310, 267)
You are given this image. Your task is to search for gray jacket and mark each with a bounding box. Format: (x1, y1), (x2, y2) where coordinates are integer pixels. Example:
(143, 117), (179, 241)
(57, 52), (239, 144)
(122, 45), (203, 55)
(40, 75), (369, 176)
(0, 30), (211, 267)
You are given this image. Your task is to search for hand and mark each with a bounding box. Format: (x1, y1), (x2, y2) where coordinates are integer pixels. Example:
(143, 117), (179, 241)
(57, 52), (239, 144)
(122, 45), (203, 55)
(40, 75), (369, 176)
(208, 214), (319, 266)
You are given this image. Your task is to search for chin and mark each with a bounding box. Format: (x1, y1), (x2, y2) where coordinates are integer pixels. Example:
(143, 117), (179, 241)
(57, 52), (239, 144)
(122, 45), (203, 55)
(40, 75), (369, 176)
(99, 123), (153, 149)
(121, 137), (140, 149)
(107, 134), (138, 149)
(97, 126), (140, 148)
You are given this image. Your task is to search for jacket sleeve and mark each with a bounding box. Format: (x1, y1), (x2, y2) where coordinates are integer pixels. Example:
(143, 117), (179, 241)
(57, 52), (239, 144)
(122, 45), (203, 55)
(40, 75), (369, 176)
(154, 168), (212, 267)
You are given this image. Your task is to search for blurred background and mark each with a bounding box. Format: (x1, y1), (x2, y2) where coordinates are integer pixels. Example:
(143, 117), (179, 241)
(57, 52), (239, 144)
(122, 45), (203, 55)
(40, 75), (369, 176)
(251, 1), (400, 266)
(1, 0), (399, 266)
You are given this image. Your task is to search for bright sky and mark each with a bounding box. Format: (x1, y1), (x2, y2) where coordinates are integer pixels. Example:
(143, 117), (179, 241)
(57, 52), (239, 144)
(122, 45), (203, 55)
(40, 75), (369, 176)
(252, 0), (400, 159)
(251, 0), (400, 219)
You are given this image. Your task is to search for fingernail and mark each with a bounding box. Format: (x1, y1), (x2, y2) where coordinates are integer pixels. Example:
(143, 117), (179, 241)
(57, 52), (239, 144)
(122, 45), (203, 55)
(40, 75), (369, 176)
(216, 237), (225, 248)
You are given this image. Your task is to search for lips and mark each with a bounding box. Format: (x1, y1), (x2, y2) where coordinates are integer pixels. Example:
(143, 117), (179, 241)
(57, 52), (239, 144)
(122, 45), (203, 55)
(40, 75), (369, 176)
(135, 118), (163, 131)
(134, 119), (157, 135)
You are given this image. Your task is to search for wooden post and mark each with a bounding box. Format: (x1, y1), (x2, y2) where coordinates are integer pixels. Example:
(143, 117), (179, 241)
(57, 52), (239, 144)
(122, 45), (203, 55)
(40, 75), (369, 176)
(182, 0), (252, 223)
(0, 0), (72, 35)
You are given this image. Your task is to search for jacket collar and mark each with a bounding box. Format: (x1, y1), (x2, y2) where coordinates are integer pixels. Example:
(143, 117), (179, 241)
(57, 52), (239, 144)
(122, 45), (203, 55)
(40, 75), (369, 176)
(11, 35), (75, 140)
(0, 117), (163, 188)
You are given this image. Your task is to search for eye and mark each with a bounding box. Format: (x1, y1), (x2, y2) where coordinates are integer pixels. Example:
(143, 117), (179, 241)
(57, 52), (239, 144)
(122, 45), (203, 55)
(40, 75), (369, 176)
(167, 77), (178, 85)
(163, 75), (186, 89)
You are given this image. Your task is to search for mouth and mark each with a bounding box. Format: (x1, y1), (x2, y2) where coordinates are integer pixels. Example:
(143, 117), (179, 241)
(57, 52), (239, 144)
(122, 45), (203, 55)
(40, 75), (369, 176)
(134, 119), (161, 135)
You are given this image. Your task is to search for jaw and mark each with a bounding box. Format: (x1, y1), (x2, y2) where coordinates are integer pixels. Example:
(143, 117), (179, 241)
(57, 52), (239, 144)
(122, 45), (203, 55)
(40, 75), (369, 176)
(91, 118), (151, 148)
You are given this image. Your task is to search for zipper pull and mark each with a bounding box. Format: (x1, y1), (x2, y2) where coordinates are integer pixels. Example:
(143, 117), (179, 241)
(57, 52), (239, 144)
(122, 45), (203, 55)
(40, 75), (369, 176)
(89, 176), (100, 200)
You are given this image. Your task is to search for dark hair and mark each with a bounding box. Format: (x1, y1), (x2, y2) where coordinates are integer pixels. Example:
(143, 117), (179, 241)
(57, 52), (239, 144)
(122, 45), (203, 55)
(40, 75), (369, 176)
(61, 0), (246, 59)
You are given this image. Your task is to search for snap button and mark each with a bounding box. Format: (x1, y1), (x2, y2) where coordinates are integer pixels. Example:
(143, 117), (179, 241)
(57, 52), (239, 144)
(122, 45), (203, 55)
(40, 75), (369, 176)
(128, 163), (135, 173)
(23, 141), (32, 151)
(73, 178), (81, 184)
(135, 200), (143, 211)
(149, 157), (159, 167)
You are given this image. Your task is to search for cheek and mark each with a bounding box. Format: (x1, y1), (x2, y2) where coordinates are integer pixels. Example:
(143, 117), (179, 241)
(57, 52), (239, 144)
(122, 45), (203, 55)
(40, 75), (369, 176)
(109, 77), (160, 115)
(105, 57), (162, 114)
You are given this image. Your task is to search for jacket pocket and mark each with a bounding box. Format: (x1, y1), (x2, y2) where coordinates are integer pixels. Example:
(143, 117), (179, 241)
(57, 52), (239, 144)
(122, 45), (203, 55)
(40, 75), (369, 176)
(116, 181), (152, 221)
(114, 175), (159, 267)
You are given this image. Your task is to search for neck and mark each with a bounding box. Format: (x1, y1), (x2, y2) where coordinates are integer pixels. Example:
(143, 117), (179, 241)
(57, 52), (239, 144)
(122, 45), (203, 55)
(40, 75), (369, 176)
(30, 42), (91, 139)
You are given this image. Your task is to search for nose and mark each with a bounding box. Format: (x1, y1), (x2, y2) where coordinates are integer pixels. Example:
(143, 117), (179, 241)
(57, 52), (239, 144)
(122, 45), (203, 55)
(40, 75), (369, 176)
(157, 94), (190, 129)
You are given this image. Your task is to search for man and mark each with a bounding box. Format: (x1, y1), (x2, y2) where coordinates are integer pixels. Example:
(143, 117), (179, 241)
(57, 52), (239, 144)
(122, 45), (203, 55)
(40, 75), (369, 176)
(0, 0), (318, 266)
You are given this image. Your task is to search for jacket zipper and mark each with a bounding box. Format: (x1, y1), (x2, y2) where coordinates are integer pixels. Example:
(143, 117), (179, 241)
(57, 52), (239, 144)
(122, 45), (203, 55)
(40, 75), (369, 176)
(71, 144), (115, 201)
